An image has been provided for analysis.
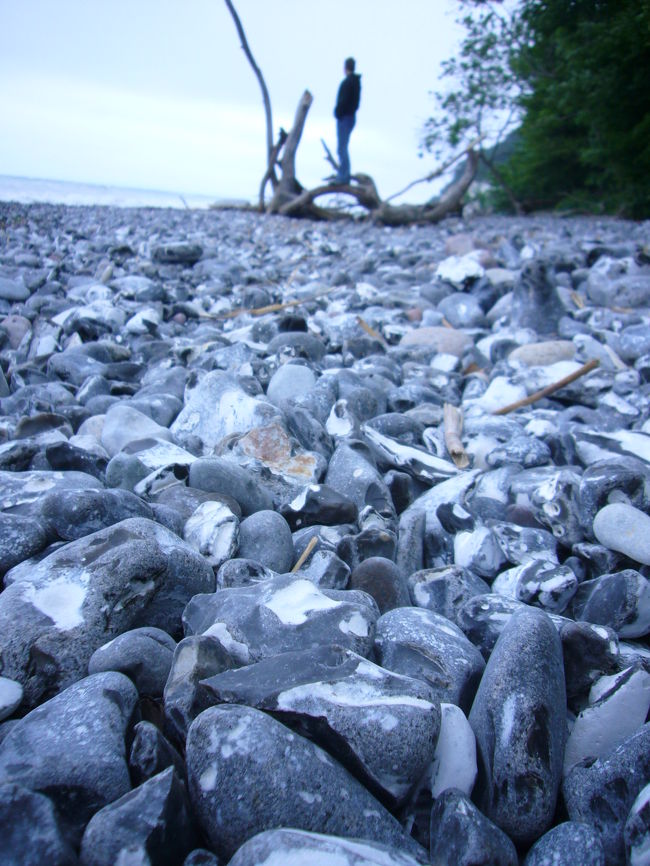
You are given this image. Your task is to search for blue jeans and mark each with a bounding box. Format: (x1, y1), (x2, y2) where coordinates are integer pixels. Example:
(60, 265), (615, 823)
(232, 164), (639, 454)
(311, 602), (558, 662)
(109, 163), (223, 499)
(336, 114), (355, 183)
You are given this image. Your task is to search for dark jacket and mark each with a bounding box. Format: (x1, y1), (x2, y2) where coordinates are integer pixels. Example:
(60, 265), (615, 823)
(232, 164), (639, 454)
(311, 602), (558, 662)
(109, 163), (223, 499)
(334, 73), (361, 119)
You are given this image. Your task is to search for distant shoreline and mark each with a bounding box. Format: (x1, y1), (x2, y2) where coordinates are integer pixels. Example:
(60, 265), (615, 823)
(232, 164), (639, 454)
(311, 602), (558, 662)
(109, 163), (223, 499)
(0, 174), (250, 211)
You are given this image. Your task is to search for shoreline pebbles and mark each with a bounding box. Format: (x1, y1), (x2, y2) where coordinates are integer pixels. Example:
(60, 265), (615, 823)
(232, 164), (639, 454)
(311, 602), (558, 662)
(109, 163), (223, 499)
(0, 200), (649, 865)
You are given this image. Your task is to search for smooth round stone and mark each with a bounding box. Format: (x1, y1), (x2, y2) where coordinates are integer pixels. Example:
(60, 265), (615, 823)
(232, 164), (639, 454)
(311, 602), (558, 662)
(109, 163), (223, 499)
(1, 314), (31, 348)
(399, 326), (472, 357)
(523, 821), (605, 866)
(183, 574), (378, 664)
(237, 510), (293, 573)
(508, 340), (575, 366)
(0, 276), (30, 301)
(619, 323), (650, 362)
(41, 487), (153, 541)
(437, 292), (486, 329)
(445, 232), (479, 256)
(456, 594), (526, 659)
(624, 782), (650, 866)
(88, 627), (177, 700)
(572, 569), (650, 638)
(365, 413), (426, 446)
(189, 457), (273, 516)
(605, 275), (650, 311)
(100, 404), (172, 457)
(183, 850), (220, 866)
(267, 332), (326, 360)
(266, 363), (316, 406)
(127, 393), (183, 427)
(429, 788), (518, 866)
(186, 705), (426, 862)
(468, 608), (566, 846)
(228, 829), (424, 866)
(435, 252), (485, 286)
(348, 557), (410, 614)
(593, 503), (650, 565)
(0, 676), (23, 721)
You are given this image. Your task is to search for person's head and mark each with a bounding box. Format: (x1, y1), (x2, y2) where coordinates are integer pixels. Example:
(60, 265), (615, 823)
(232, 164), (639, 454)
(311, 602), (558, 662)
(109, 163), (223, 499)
(344, 57), (355, 75)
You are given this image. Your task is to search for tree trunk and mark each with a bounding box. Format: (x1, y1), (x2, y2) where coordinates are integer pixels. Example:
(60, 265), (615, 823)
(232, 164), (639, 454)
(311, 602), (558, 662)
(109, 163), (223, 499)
(267, 90), (314, 213)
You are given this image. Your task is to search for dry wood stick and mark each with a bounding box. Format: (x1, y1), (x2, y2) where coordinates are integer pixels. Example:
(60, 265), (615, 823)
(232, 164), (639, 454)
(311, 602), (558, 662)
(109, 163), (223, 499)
(291, 536), (318, 572)
(321, 138), (339, 171)
(356, 316), (388, 346)
(493, 358), (599, 416)
(198, 286), (335, 321)
(443, 403), (470, 469)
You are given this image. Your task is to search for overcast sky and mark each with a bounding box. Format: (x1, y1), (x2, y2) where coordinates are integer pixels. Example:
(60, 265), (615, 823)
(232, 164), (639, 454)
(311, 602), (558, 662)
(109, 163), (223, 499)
(0, 1), (466, 204)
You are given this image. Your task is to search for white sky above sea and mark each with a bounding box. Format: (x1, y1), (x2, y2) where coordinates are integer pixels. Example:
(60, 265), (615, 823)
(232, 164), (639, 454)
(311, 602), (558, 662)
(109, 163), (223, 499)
(0, 0), (466, 204)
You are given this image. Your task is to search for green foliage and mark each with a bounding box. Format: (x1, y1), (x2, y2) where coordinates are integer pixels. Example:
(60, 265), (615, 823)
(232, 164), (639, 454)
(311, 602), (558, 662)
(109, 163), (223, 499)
(422, 1), (527, 161)
(426, 0), (650, 218)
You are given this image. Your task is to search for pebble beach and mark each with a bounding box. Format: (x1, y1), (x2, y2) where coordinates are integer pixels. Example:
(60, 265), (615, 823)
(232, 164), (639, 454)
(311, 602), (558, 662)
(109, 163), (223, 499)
(0, 199), (649, 865)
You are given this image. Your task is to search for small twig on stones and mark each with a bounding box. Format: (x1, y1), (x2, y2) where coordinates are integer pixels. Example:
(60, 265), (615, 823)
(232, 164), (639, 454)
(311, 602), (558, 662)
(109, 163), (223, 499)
(199, 287), (336, 321)
(291, 536), (318, 572)
(356, 316), (388, 347)
(443, 403), (470, 469)
(493, 358), (600, 415)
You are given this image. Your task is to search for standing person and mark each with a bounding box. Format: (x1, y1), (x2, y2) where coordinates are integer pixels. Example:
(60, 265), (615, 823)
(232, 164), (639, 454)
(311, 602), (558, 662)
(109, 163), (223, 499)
(333, 57), (361, 185)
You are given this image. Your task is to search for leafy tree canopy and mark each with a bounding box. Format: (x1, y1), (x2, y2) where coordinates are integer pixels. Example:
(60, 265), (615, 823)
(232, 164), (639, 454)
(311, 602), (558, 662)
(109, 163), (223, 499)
(425, 0), (650, 217)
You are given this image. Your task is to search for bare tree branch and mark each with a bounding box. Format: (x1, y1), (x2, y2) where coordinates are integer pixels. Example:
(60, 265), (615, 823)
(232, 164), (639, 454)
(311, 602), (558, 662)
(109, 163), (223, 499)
(321, 138), (339, 172)
(386, 136), (484, 203)
(223, 0), (274, 165)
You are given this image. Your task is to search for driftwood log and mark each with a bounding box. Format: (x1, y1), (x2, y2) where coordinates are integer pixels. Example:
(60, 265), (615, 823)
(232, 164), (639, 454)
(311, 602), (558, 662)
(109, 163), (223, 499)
(225, 0), (478, 224)
(265, 91), (479, 224)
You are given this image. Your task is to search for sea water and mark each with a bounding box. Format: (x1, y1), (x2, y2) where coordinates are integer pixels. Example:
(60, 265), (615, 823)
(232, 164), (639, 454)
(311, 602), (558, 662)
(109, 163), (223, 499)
(0, 174), (246, 210)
